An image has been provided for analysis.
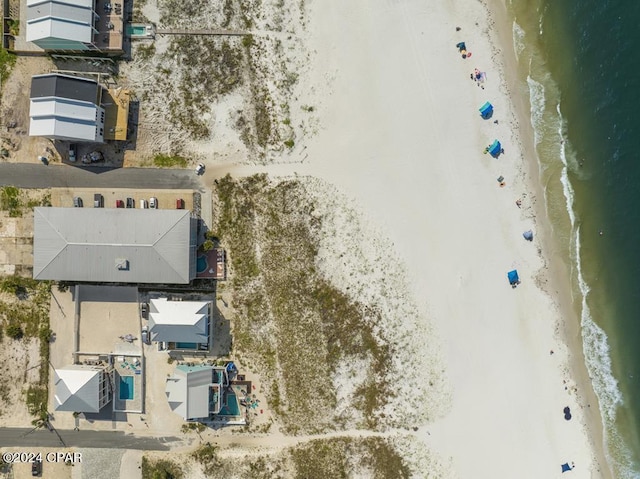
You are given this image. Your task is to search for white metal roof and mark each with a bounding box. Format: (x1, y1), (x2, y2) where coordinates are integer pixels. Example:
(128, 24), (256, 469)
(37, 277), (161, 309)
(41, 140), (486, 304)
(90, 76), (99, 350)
(54, 366), (101, 413)
(33, 208), (197, 284)
(148, 298), (209, 343)
(165, 366), (224, 420)
(26, 0), (94, 43)
(29, 98), (101, 142)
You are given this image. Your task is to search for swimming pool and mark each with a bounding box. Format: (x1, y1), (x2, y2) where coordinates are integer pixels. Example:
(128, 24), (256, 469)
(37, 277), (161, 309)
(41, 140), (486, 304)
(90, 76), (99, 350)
(196, 255), (207, 273)
(218, 392), (240, 416)
(175, 342), (198, 349)
(127, 24), (155, 38)
(119, 376), (134, 400)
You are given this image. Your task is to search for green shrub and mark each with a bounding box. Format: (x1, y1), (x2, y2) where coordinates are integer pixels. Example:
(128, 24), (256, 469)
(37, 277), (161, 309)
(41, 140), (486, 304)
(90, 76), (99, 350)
(202, 240), (214, 251)
(5, 323), (23, 340)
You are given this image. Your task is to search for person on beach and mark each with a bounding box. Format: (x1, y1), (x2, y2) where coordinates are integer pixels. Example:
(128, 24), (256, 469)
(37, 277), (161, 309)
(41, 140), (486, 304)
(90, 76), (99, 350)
(516, 199), (522, 208)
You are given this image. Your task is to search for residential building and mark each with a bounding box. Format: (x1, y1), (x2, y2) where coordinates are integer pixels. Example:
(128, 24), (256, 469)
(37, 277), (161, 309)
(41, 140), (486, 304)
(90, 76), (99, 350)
(29, 73), (105, 143)
(148, 298), (210, 351)
(165, 365), (228, 421)
(26, 0), (124, 53)
(33, 208), (198, 284)
(54, 364), (113, 413)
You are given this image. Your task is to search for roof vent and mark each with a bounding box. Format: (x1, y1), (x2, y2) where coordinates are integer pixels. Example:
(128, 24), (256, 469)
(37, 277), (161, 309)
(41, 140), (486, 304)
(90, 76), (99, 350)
(115, 258), (129, 271)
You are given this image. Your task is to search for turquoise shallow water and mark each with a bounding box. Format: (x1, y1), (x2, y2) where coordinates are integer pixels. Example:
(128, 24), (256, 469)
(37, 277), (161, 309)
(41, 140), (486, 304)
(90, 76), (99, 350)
(507, 0), (640, 476)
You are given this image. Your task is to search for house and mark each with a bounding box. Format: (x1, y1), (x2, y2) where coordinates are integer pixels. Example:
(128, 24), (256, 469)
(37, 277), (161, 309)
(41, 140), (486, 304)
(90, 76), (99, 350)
(33, 208), (198, 284)
(29, 73), (105, 143)
(54, 364), (113, 413)
(165, 365), (228, 421)
(26, 0), (123, 53)
(148, 298), (210, 351)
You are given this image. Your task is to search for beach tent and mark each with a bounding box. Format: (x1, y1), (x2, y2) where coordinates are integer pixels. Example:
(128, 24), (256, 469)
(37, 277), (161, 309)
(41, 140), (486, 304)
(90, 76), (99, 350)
(523, 230), (534, 241)
(561, 463), (573, 473)
(488, 140), (502, 158)
(507, 270), (519, 286)
(479, 102), (493, 119)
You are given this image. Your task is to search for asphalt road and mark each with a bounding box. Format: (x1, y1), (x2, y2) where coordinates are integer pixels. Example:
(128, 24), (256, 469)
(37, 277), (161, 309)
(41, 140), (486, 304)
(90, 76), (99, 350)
(0, 428), (181, 450)
(0, 163), (204, 191)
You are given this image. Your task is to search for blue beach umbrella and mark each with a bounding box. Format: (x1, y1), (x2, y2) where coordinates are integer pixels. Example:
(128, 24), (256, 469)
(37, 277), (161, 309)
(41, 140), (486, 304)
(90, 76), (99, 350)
(507, 269), (519, 286)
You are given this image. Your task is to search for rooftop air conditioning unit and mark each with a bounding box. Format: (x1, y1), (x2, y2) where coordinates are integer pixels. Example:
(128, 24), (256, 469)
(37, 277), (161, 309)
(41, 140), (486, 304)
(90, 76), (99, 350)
(115, 258), (129, 271)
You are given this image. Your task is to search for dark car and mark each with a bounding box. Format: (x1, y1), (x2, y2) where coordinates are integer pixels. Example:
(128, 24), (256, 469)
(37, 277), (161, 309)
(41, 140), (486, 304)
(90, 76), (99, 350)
(94, 193), (104, 208)
(31, 458), (42, 476)
(73, 197), (83, 207)
(116, 199), (124, 208)
(140, 302), (148, 318)
(126, 197), (134, 208)
(176, 198), (185, 209)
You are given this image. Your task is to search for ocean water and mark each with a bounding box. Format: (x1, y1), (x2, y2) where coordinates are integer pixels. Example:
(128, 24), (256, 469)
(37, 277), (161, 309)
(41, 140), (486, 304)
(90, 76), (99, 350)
(506, 0), (640, 476)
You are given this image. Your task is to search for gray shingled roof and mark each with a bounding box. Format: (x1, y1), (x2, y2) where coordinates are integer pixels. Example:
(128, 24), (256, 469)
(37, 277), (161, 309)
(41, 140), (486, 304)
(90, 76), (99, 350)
(33, 208), (196, 284)
(30, 74), (100, 104)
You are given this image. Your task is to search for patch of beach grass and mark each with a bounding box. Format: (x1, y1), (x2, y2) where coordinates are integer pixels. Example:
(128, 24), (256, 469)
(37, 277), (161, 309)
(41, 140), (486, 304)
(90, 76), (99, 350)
(152, 153), (188, 168)
(213, 175), (394, 433)
(141, 457), (183, 479)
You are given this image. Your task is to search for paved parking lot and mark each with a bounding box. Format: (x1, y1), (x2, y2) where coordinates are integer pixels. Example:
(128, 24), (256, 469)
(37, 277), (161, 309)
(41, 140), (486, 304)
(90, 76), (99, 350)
(50, 187), (196, 211)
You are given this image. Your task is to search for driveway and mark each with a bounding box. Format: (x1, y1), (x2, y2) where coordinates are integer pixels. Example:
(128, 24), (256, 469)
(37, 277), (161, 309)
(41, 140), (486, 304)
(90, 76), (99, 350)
(0, 163), (204, 191)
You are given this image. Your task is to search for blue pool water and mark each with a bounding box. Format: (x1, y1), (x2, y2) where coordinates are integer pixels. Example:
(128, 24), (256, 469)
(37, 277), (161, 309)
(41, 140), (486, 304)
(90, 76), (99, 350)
(218, 392), (240, 416)
(175, 342), (197, 349)
(196, 256), (207, 273)
(119, 376), (134, 400)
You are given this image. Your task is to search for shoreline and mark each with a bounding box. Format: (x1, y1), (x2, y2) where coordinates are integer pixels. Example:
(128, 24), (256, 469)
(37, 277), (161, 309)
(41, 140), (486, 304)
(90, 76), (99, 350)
(485, 0), (612, 476)
(289, 0), (613, 476)
(199, 0), (615, 475)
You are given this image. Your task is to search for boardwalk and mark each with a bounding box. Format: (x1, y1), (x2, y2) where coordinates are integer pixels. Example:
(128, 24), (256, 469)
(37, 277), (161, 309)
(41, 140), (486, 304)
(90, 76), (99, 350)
(155, 28), (249, 36)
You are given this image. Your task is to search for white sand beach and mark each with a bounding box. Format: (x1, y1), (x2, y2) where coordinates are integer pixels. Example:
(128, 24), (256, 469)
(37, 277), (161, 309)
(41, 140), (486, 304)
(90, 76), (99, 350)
(244, 0), (612, 477)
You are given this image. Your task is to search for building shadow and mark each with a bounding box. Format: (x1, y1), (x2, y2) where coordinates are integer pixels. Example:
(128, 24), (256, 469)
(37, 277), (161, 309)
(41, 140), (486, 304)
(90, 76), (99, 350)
(125, 99), (140, 151)
(210, 303), (231, 357)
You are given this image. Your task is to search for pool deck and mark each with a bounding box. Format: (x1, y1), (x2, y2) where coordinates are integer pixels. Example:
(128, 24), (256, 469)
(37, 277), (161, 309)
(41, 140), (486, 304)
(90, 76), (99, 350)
(196, 248), (226, 279)
(113, 356), (143, 413)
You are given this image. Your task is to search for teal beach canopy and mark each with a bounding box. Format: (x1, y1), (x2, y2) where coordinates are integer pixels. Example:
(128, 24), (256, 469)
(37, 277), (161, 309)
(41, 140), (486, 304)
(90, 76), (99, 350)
(479, 101), (493, 119)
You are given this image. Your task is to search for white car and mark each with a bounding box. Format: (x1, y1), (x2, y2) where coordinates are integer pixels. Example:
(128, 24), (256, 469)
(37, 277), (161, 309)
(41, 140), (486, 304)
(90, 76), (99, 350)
(141, 325), (149, 345)
(195, 163), (205, 175)
(149, 197), (157, 209)
(140, 199), (148, 209)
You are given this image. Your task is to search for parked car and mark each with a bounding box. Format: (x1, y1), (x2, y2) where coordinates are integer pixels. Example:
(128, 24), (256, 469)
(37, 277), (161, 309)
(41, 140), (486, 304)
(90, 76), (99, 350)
(116, 199), (124, 208)
(126, 197), (135, 208)
(149, 197), (157, 209)
(195, 162), (205, 175)
(69, 143), (77, 162)
(141, 325), (149, 345)
(139, 199), (148, 209)
(176, 198), (185, 209)
(140, 302), (148, 319)
(94, 193), (104, 208)
(73, 197), (83, 207)
(38, 155), (48, 165)
(31, 458), (42, 476)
